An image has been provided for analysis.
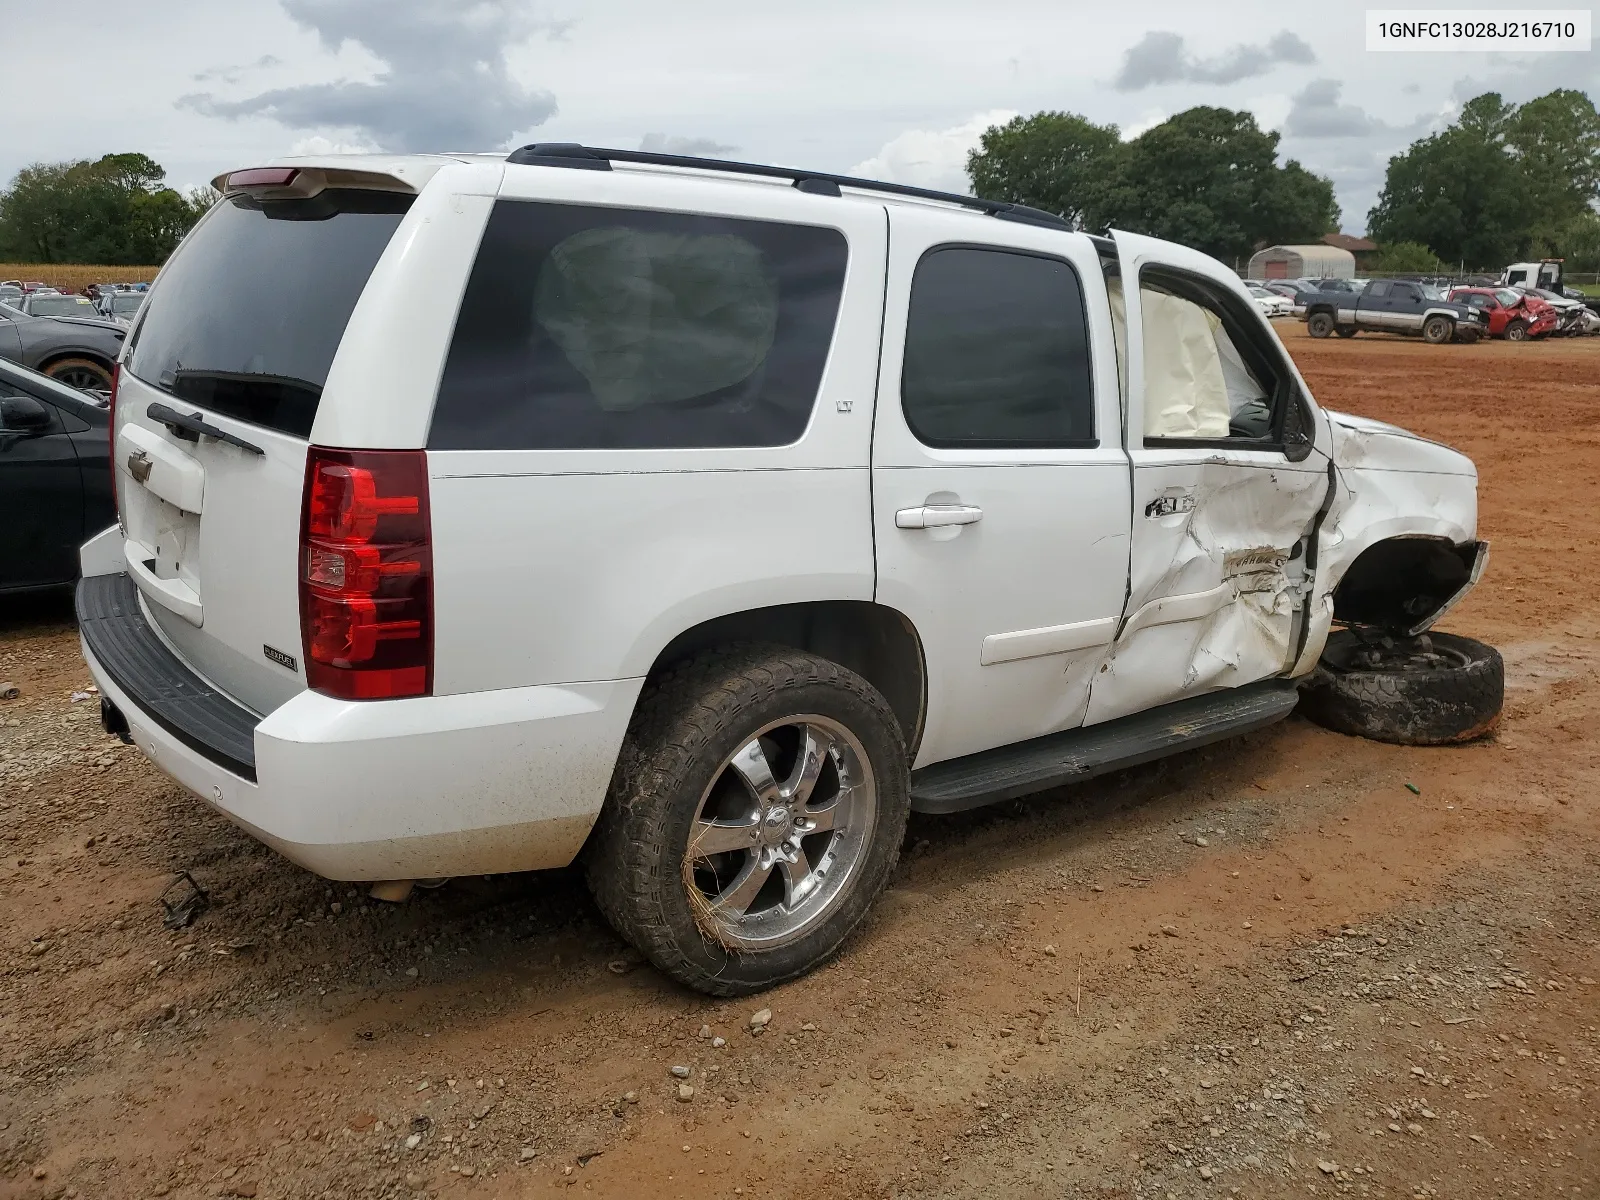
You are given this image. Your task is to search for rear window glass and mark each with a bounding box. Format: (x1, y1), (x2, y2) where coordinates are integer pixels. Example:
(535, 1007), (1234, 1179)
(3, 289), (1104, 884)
(901, 247), (1095, 448)
(126, 190), (412, 437)
(428, 200), (848, 450)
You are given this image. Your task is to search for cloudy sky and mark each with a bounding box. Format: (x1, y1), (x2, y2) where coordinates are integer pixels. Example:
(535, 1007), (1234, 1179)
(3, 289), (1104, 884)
(3, 0), (1595, 234)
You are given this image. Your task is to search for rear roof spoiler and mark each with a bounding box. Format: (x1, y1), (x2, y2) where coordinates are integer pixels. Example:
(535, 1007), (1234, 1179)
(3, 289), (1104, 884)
(212, 166), (422, 200)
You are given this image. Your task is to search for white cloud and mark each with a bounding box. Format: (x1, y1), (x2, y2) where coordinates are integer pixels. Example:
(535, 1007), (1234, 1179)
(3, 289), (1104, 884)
(180, 0), (561, 152)
(287, 133), (380, 156)
(1244, 94), (1292, 135)
(1284, 79), (1386, 139)
(848, 109), (1018, 194)
(638, 134), (738, 157)
(1120, 110), (1168, 141)
(1112, 30), (1314, 91)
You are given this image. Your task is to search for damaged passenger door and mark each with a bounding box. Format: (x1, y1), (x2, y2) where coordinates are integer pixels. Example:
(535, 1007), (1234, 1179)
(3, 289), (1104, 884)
(1084, 232), (1331, 726)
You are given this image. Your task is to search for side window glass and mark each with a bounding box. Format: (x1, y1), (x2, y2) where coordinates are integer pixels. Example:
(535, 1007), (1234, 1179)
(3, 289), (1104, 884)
(431, 201), (848, 451)
(901, 247), (1095, 448)
(1139, 272), (1289, 444)
(1368, 281), (1391, 298)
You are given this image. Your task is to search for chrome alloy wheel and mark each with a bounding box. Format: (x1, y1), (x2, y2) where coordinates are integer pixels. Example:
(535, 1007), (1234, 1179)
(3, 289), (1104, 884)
(684, 714), (877, 951)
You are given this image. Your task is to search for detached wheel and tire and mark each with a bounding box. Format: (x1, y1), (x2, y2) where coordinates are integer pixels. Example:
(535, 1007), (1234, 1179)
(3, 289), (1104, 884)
(1504, 319), (1529, 343)
(1421, 316), (1454, 344)
(43, 357), (113, 392)
(587, 645), (909, 995)
(1307, 312), (1335, 339)
(1301, 630), (1503, 746)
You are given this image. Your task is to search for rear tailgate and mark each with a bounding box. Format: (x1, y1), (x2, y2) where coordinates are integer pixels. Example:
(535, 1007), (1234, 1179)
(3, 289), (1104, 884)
(114, 183), (416, 715)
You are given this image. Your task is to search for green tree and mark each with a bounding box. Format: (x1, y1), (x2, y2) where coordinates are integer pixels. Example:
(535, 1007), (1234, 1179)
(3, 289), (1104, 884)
(1367, 119), (1526, 267)
(1504, 88), (1600, 253)
(0, 153), (207, 264)
(967, 106), (1337, 261)
(1370, 241), (1447, 274)
(966, 112), (1121, 228)
(1532, 208), (1600, 272)
(1369, 89), (1600, 269)
(1090, 107), (1337, 260)
(1269, 159), (1342, 247)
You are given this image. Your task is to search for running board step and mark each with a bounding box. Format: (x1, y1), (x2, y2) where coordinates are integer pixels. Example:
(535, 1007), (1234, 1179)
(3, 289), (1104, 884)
(909, 680), (1300, 814)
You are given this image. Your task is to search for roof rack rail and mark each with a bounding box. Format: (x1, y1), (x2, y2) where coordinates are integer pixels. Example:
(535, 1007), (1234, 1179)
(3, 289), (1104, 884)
(504, 143), (1071, 230)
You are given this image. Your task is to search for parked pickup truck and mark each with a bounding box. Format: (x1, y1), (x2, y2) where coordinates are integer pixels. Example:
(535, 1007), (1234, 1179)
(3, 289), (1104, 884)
(1303, 279), (1484, 344)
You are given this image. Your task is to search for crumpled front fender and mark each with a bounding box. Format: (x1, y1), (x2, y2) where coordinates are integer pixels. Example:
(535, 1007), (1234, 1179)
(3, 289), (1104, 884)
(1290, 411), (1484, 674)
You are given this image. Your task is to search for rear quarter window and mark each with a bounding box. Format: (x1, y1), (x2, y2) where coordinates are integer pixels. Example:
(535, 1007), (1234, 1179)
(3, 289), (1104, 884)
(126, 189), (413, 438)
(428, 201), (848, 450)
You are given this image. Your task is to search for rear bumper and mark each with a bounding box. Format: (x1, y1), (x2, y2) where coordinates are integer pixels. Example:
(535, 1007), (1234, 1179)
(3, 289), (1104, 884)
(78, 574), (642, 880)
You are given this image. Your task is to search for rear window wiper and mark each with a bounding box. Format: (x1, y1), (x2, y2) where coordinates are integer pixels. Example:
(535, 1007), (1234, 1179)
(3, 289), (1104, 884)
(146, 401), (265, 456)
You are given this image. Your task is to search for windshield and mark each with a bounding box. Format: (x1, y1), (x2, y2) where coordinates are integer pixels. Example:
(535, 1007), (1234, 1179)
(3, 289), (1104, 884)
(126, 189), (413, 437)
(1418, 284), (1446, 301)
(30, 295), (97, 317)
(110, 294), (144, 313)
(1495, 289), (1522, 306)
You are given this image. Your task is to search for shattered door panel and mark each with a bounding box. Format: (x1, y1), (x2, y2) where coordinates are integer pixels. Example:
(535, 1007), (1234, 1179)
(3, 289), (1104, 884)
(1083, 454), (1328, 726)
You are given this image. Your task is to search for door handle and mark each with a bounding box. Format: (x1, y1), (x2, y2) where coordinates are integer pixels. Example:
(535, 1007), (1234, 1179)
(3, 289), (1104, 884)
(896, 504), (983, 529)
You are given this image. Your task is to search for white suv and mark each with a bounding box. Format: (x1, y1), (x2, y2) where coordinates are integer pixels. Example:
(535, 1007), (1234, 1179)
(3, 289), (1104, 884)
(79, 145), (1500, 994)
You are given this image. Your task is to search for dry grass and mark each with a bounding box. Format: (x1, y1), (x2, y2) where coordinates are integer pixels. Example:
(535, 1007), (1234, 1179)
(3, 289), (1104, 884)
(0, 263), (160, 293)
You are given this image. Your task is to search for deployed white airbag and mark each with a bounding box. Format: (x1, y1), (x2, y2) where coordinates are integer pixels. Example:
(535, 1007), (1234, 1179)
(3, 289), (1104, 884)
(1140, 288), (1231, 438)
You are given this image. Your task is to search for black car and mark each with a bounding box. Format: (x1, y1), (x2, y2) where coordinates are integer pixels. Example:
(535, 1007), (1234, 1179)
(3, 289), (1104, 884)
(0, 357), (114, 591)
(0, 301), (125, 391)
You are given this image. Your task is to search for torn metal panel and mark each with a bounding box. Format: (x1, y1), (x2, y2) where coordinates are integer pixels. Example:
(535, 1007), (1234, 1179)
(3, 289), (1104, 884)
(1287, 409), (1481, 676)
(1090, 229), (1336, 726)
(1322, 410), (1477, 476)
(1085, 456), (1328, 725)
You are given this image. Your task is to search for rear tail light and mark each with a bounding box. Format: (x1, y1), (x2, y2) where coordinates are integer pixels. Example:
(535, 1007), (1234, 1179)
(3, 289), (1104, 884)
(298, 447), (432, 700)
(226, 167), (300, 190)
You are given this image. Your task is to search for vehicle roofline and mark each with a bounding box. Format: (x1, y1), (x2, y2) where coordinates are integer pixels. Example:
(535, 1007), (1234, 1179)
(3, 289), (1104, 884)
(217, 149), (1102, 238)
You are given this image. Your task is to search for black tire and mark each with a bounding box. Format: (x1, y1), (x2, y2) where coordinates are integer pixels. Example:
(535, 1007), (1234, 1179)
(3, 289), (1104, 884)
(585, 644), (910, 996)
(1300, 630), (1503, 746)
(1504, 319), (1529, 342)
(1307, 311), (1335, 338)
(43, 356), (113, 392)
(1335, 326), (1358, 338)
(1422, 315), (1453, 344)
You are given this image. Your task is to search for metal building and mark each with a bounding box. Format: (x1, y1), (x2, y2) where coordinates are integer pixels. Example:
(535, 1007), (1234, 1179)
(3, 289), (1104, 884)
(1247, 244), (1357, 280)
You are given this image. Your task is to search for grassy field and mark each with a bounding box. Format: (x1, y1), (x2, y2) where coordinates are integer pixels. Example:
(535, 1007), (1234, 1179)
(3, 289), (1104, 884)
(0, 263), (160, 292)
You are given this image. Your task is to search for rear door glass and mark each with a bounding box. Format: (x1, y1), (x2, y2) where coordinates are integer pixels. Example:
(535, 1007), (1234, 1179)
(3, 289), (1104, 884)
(900, 246), (1095, 448)
(126, 190), (413, 438)
(428, 201), (848, 450)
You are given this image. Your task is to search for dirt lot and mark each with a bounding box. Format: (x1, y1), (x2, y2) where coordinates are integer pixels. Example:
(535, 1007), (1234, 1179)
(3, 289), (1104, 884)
(3, 325), (1599, 1200)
